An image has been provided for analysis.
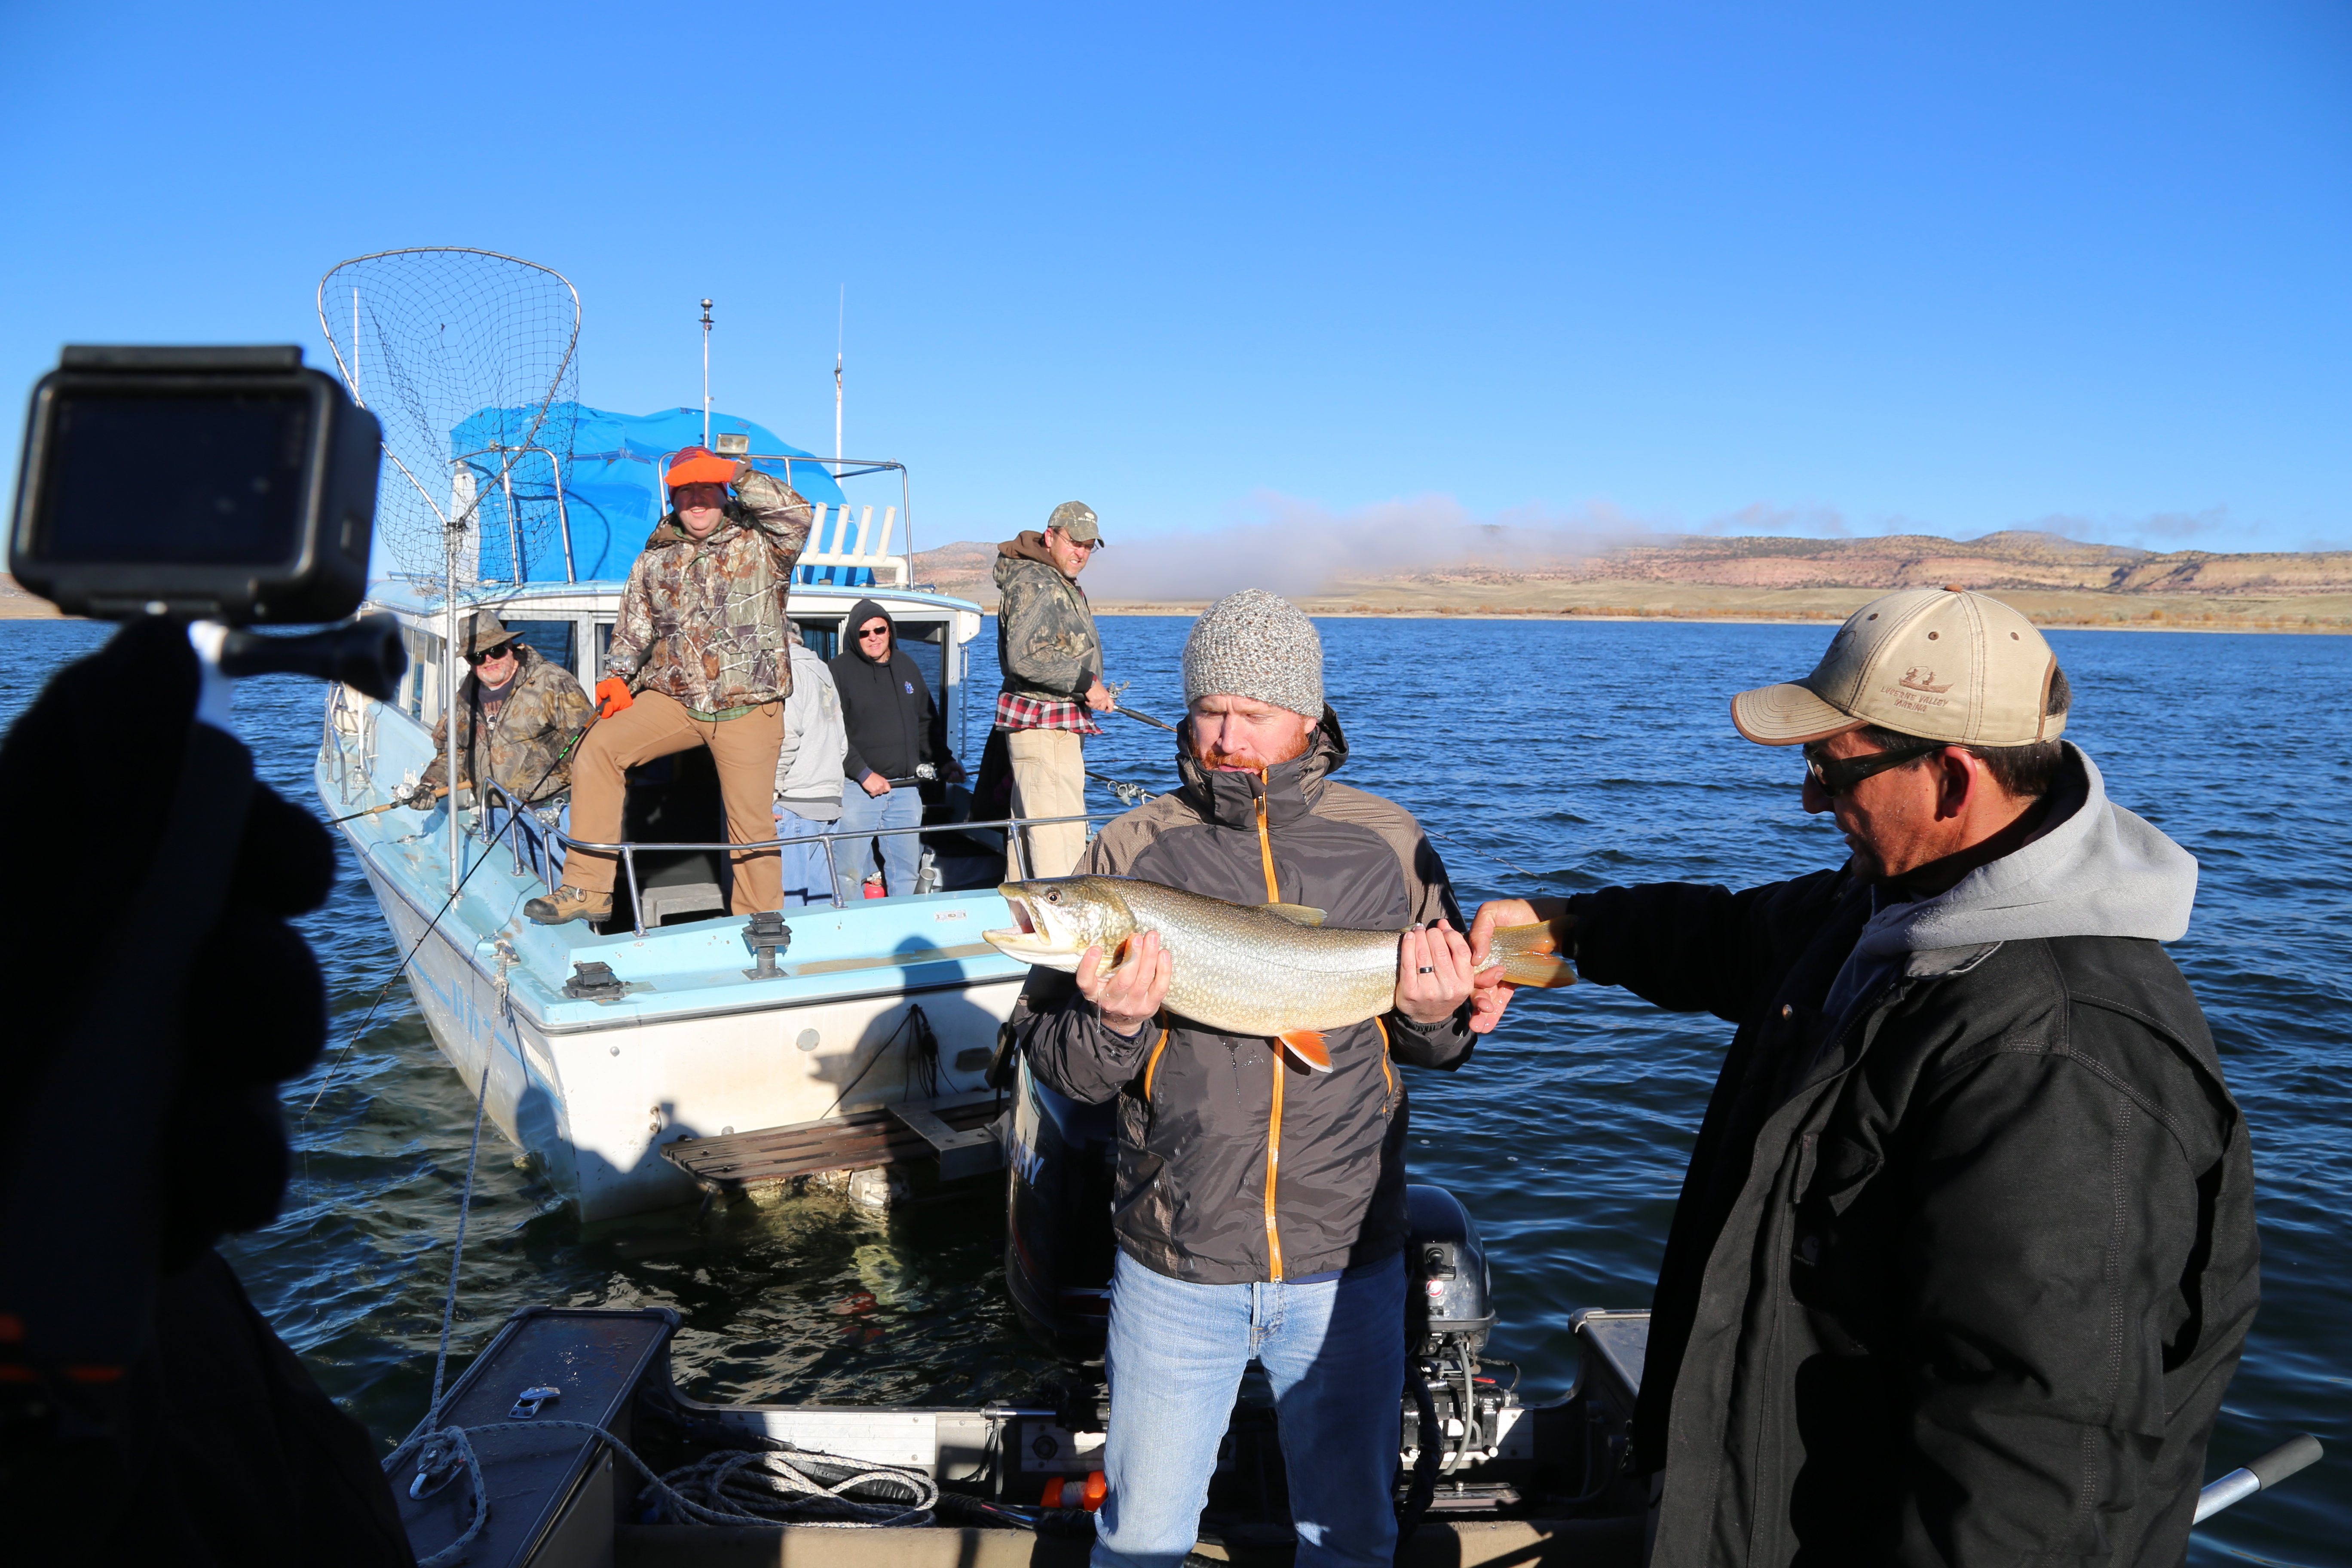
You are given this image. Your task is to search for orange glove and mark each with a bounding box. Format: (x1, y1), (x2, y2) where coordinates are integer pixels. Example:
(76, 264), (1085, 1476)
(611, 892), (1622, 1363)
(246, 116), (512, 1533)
(595, 676), (634, 719)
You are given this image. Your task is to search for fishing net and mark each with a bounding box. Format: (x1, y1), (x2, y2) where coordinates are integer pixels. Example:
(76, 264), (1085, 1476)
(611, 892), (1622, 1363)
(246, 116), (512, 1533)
(316, 248), (582, 588)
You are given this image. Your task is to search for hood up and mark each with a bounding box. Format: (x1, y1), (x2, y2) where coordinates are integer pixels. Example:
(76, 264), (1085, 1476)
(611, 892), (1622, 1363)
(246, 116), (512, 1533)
(1859, 742), (2197, 962)
(1173, 705), (1349, 830)
(843, 597), (896, 665)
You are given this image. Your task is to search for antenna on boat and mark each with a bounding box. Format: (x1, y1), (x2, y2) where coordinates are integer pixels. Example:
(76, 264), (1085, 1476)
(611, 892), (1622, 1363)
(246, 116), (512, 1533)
(700, 297), (714, 450)
(834, 285), (844, 464)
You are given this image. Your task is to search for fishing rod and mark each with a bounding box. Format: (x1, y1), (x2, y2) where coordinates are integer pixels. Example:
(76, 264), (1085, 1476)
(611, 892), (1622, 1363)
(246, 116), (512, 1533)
(1110, 704), (1176, 734)
(325, 784), (449, 825)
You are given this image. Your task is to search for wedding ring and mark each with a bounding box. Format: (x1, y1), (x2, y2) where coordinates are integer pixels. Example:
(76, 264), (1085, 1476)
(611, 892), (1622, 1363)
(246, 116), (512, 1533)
(1416, 965), (1436, 974)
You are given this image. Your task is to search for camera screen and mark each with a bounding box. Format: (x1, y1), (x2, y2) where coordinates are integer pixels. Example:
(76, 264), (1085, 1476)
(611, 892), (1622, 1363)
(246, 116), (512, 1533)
(36, 390), (311, 564)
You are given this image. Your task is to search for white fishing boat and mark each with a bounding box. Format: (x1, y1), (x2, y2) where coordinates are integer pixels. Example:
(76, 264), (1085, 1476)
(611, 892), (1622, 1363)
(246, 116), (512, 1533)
(313, 426), (1085, 1222)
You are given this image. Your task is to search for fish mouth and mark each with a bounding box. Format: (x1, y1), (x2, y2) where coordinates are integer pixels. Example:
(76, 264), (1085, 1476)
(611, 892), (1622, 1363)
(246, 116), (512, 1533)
(984, 888), (1074, 965)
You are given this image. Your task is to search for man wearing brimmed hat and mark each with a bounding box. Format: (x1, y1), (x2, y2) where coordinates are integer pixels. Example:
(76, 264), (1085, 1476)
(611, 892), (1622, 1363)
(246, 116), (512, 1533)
(988, 500), (1115, 877)
(410, 607), (592, 808)
(527, 448), (812, 925)
(1471, 587), (2258, 1564)
(1016, 589), (1490, 1568)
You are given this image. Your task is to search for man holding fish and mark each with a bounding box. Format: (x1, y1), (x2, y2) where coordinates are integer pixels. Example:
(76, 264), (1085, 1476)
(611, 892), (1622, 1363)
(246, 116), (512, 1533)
(994, 590), (1570, 1568)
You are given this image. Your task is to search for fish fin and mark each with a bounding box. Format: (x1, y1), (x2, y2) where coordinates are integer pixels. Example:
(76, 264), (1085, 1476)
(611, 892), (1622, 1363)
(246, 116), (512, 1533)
(1276, 1029), (1332, 1072)
(1257, 903), (1328, 927)
(1487, 922), (1578, 988)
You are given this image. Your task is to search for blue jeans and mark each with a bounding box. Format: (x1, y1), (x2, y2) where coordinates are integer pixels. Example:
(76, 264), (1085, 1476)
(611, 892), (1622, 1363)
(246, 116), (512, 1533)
(1093, 1249), (1404, 1568)
(769, 806), (837, 907)
(832, 784), (922, 901)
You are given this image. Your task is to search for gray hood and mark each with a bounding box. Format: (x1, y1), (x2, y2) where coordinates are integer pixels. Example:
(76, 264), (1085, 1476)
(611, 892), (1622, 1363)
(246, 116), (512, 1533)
(1862, 742), (2197, 962)
(1819, 744), (2197, 1030)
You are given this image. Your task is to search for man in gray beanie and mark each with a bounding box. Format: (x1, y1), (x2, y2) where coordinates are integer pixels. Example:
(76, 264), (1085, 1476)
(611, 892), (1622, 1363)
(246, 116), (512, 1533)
(1014, 588), (1494, 1568)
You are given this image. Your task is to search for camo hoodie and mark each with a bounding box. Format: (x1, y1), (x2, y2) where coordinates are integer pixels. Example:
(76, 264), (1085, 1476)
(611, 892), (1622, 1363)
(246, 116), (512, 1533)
(992, 533), (1101, 701)
(607, 468), (813, 715)
(419, 643), (594, 803)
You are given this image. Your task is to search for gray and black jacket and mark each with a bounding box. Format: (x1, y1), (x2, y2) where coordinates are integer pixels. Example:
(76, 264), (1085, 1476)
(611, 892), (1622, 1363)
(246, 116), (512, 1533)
(1580, 746), (2259, 1566)
(992, 533), (1101, 703)
(1015, 713), (1477, 1285)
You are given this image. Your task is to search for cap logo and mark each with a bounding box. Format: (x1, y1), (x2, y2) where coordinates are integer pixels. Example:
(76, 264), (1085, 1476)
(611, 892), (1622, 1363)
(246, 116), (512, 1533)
(1898, 667), (1954, 694)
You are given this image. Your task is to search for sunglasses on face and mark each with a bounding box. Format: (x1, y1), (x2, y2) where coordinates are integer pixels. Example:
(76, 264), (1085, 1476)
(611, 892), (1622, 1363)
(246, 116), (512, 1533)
(858, 625), (890, 640)
(1803, 741), (1941, 795)
(465, 646), (514, 666)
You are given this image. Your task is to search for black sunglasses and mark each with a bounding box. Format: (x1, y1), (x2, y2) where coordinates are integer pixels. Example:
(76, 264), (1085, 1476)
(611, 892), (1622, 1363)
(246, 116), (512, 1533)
(1803, 741), (1941, 795)
(857, 624), (891, 640)
(464, 644), (515, 666)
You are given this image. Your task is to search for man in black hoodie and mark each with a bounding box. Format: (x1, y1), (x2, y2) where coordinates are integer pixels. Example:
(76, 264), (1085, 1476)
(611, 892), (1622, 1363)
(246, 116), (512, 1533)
(827, 598), (962, 900)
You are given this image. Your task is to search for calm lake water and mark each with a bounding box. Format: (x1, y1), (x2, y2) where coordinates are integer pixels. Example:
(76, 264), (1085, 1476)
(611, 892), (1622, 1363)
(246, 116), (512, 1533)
(2, 613), (2345, 1565)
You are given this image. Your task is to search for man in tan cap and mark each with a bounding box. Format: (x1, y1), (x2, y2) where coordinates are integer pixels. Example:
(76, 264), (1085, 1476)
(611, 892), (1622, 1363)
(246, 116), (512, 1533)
(1471, 587), (2258, 1564)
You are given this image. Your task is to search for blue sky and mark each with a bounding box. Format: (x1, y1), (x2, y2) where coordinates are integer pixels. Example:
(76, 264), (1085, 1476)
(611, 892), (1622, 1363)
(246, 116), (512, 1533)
(3, 1), (2348, 561)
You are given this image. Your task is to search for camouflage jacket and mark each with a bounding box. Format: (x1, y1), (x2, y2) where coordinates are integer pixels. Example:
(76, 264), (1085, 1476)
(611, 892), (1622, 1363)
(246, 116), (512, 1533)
(993, 533), (1101, 701)
(609, 468), (814, 714)
(420, 644), (595, 803)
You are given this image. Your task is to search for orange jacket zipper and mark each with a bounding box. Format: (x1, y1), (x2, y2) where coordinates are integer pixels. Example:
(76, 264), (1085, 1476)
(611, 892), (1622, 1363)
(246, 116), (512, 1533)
(1256, 780), (1284, 1280)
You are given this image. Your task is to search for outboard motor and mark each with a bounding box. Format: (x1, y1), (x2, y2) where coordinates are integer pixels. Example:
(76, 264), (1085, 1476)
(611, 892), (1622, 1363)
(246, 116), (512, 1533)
(1003, 1050), (1118, 1363)
(1404, 1184), (1494, 1356)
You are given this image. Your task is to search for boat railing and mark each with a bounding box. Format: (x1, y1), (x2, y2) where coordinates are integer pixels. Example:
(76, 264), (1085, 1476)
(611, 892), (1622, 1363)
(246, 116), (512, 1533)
(502, 809), (1123, 937)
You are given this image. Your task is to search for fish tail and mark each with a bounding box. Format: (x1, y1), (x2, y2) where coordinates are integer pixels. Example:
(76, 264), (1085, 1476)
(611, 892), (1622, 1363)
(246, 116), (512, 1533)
(1487, 922), (1577, 988)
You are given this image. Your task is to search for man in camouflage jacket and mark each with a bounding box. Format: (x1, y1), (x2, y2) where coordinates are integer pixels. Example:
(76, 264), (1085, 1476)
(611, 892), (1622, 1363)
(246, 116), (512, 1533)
(527, 449), (812, 924)
(416, 609), (593, 806)
(992, 501), (1113, 877)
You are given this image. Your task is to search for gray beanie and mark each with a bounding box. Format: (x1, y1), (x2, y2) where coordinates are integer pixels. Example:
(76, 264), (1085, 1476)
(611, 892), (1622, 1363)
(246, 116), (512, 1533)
(1182, 590), (1325, 720)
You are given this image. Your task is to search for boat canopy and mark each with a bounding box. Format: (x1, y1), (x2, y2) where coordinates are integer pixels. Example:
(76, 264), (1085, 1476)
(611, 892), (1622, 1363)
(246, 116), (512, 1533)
(448, 402), (853, 582)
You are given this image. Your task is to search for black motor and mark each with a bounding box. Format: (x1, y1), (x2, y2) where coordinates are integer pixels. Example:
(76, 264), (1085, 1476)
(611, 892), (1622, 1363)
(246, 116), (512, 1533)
(1404, 1183), (1494, 1356)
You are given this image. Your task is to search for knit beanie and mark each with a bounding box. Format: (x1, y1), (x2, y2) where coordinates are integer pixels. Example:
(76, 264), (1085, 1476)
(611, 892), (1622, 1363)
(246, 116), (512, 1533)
(1182, 590), (1325, 720)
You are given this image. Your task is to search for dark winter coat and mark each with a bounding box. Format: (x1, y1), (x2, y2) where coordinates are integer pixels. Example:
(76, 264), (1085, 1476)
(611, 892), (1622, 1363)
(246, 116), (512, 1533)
(827, 598), (953, 785)
(1016, 714), (1477, 1286)
(1578, 748), (2258, 1566)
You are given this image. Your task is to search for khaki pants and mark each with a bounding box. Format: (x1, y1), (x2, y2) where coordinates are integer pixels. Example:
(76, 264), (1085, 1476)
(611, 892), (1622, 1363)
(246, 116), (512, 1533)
(565, 692), (784, 914)
(1006, 727), (1087, 879)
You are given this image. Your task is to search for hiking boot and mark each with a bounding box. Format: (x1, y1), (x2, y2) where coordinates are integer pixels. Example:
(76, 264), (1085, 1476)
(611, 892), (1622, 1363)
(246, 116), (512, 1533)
(525, 885), (612, 925)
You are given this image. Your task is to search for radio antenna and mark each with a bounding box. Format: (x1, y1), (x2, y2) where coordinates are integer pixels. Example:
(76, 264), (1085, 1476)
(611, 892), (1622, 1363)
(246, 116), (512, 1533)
(833, 285), (844, 463)
(700, 297), (714, 449)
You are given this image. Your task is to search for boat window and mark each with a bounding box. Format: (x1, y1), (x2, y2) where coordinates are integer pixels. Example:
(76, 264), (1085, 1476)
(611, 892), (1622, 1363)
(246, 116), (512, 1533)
(398, 625), (444, 722)
(594, 622), (613, 683)
(794, 616), (944, 695)
(797, 619), (840, 662)
(503, 619), (576, 676)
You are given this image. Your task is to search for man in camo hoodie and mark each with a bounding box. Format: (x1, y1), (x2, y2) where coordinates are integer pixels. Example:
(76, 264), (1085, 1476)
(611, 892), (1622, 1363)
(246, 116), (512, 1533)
(527, 448), (813, 924)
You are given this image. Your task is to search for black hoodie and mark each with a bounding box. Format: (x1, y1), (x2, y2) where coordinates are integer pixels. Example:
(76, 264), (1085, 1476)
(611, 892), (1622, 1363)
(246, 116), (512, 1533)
(827, 598), (953, 784)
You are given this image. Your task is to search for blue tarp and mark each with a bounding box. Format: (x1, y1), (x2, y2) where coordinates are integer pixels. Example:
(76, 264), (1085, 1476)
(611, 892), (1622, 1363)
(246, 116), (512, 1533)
(448, 403), (850, 582)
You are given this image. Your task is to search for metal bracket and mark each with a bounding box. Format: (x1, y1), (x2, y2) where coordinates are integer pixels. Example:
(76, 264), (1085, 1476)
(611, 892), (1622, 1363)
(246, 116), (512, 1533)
(564, 961), (628, 1000)
(407, 1438), (460, 1498)
(508, 1384), (561, 1419)
(742, 910), (792, 979)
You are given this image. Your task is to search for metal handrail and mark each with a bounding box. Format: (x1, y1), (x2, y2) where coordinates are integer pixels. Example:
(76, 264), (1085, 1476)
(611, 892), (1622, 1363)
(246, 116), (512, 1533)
(545, 810), (1116, 935)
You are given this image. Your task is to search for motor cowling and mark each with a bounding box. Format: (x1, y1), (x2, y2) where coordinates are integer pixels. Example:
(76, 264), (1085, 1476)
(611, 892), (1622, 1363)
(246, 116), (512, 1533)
(1404, 1183), (1493, 1356)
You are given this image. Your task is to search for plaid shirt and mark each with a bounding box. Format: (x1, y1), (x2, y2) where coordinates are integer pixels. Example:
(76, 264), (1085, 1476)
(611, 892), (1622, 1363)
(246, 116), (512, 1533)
(994, 690), (1104, 735)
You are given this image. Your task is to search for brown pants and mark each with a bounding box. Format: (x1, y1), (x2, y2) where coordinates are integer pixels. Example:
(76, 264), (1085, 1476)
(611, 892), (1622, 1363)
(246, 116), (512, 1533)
(566, 692), (784, 914)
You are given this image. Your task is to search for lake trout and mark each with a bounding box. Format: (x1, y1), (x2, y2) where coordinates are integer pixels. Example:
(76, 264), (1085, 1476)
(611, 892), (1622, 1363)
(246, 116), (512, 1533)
(983, 875), (1574, 1072)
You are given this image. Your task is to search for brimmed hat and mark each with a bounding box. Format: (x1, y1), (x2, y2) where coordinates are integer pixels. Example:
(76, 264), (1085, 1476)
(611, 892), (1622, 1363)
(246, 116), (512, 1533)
(665, 446), (736, 488)
(1730, 586), (2066, 747)
(1047, 501), (1105, 545)
(460, 609), (521, 659)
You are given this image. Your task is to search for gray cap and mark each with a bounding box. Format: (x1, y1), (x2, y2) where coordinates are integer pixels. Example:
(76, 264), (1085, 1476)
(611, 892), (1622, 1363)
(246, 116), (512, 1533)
(460, 608), (521, 658)
(1182, 589), (1324, 721)
(1047, 501), (1104, 545)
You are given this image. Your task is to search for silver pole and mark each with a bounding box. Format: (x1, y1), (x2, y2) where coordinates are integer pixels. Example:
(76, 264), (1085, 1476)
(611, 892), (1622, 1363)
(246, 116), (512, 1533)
(834, 284), (844, 463)
(501, 465), (521, 583)
(445, 541), (462, 897)
(699, 297), (714, 450)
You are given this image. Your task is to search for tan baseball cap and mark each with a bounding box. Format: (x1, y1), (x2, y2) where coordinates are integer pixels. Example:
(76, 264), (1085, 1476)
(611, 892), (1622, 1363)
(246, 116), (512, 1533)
(1731, 586), (2067, 747)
